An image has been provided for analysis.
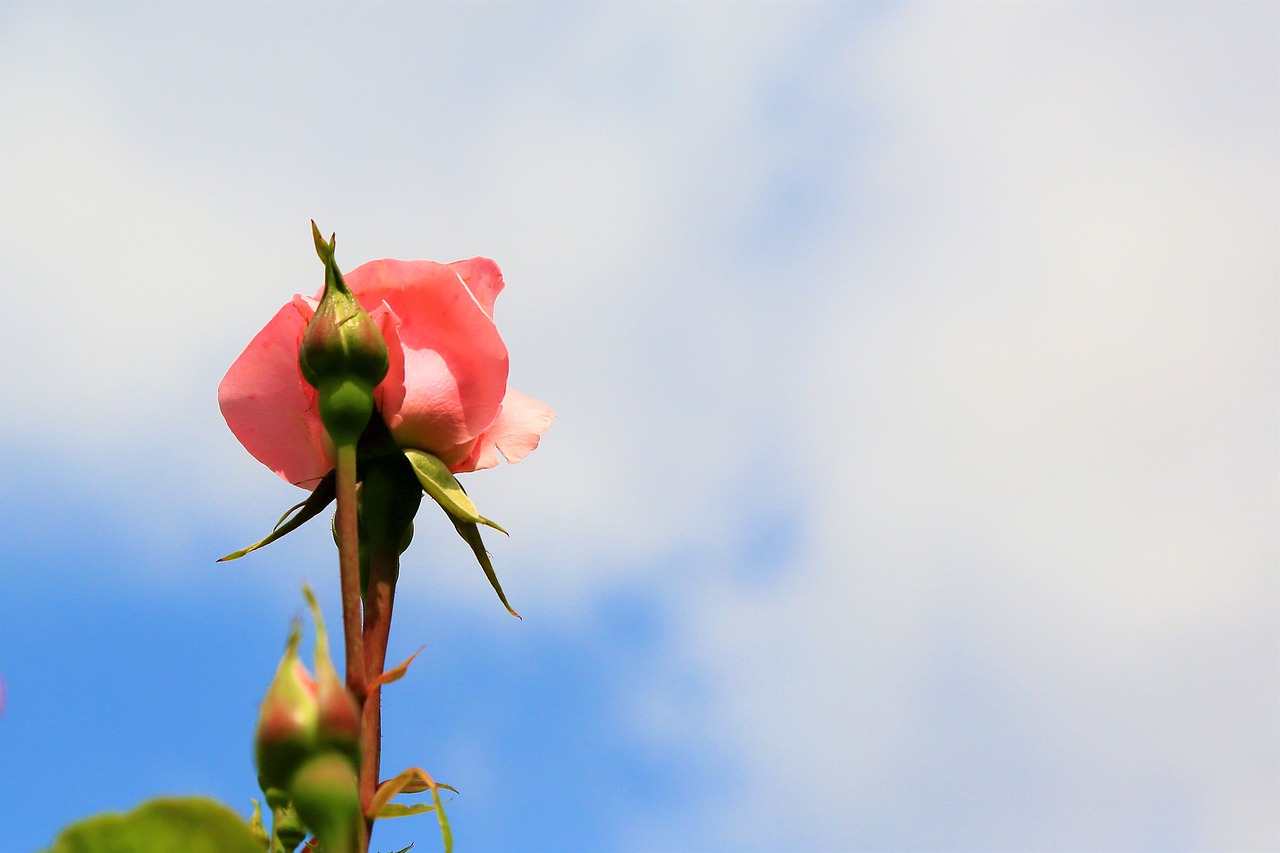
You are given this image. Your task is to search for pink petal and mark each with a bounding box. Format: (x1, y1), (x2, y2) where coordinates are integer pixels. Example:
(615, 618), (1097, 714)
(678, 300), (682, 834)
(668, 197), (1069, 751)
(454, 387), (555, 473)
(447, 257), (505, 319)
(344, 259), (509, 463)
(218, 299), (332, 488)
(370, 300), (406, 423)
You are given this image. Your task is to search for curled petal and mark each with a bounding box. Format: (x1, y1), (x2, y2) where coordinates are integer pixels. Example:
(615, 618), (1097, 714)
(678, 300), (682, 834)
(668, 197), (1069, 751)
(455, 387), (556, 473)
(446, 257), (505, 320)
(371, 300), (406, 424)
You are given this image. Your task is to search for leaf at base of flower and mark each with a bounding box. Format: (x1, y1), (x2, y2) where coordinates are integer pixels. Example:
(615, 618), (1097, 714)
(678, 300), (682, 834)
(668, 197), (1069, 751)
(219, 470), (337, 562)
(404, 449), (506, 534)
(450, 517), (520, 619)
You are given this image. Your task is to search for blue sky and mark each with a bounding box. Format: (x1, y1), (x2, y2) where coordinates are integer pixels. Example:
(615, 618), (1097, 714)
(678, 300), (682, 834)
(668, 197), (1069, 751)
(0, 2), (1275, 851)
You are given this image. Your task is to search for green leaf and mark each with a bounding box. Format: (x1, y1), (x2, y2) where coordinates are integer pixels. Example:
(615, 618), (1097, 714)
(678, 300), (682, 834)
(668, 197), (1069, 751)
(402, 450), (517, 616)
(404, 450), (506, 534)
(377, 802), (437, 819)
(366, 768), (456, 818)
(450, 517), (520, 619)
(44, 797), (264, 853)
(366, 766), (455, 853)
(219, 470), (336, 562)
(366, 768), (422, 819)
(432, 786), (453, 853)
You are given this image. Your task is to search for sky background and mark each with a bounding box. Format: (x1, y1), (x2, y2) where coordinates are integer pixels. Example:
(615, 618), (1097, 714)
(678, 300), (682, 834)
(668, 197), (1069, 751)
(0, 2), (1276, 851)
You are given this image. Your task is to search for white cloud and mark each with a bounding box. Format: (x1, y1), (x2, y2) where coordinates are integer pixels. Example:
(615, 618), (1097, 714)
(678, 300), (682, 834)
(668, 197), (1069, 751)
(646, 3), (1277, 849)
(0, 3), (826, 583)
(0, 2), (1273, 849)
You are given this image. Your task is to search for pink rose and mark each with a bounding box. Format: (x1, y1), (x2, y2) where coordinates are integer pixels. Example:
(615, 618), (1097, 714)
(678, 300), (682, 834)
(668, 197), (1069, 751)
(220, 257), (553, 488)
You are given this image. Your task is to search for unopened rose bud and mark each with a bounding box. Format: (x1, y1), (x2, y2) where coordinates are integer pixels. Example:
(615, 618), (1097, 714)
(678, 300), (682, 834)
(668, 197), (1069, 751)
(302, 585), (361, 767)
(299, 222), (389, 446)
(288, 752), (362, 853)
(254, 620), (319, 793)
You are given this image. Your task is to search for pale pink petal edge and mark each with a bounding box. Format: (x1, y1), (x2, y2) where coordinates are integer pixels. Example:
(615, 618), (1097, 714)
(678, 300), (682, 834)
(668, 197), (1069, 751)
(457, 387), (555, 472)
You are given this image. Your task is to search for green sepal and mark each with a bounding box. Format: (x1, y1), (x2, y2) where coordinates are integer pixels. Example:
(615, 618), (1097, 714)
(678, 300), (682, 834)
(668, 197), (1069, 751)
(365, 767), (455, 853)
(265, 794), (306, 853)
(368, 645), (424, 692)
(406, 447), (513, 616)
(450, 516), (520, 619)
(302, 222), (388, 393)
(404, 449), (506, 534)
(312, 220), (333, 262)
(44, 797), (263, 853)
(377, 802), (438, 819)
(248, 799), (269, 848)
(219, 470), (337, 562)
(431, 784), (454, 853)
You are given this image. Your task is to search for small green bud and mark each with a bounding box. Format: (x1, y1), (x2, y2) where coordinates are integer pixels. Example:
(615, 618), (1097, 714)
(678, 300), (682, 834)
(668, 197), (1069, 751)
(254, 620), (319, 793)
(288, 752), (362, 853)
(299, 222), (389, 446)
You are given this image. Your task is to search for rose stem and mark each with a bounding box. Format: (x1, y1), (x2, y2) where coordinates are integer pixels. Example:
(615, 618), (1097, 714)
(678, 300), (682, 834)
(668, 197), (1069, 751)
(334, 441), (370, 842)
(335, 443), (368, 693)
(361, 540), (399, 838)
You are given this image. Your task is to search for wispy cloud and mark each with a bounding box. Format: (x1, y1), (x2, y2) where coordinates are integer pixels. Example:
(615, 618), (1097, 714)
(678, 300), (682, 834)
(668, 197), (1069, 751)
(0, 2), (1273, 850)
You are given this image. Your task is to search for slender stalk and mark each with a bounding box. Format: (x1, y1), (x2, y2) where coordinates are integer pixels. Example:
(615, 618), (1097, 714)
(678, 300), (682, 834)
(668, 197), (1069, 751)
(334, 442), (371, 853)
(334, 443), (368, 698)
(360, 540), (399, 837)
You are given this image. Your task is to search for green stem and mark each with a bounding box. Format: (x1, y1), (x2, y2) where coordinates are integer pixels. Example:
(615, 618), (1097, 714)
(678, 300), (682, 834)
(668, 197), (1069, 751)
(360, 540), (399, 839)
(335, 443), (370, 853)
(334, 444), (368, 698)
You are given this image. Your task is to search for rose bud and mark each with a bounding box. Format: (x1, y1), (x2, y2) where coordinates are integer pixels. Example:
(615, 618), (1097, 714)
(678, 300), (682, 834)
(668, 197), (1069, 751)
(302, 585), (361, 767)
(288, 752), (362, 853)
(299, 222), (389, 446)
(254, 619), (319, 793)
